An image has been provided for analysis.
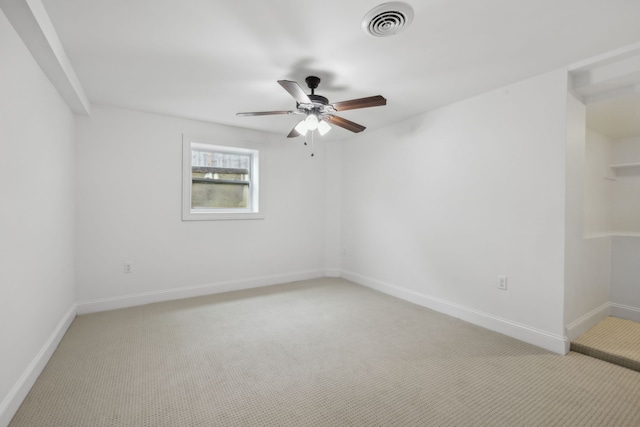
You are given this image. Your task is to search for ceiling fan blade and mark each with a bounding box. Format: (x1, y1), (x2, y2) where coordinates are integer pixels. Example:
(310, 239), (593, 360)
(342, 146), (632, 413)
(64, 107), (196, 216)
(287, 126), (302, 138)
(331, 95), (386, 111)
(236, 110), (294, 117)
(325, 115), (366, 133)
(278, 80), (312, 104)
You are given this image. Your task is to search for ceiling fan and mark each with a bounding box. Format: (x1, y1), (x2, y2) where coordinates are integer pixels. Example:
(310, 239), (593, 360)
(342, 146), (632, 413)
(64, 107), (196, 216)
(236, 76), (386, 138)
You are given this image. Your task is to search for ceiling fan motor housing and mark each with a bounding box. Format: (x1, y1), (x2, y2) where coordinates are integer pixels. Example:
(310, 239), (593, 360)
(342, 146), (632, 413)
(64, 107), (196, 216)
(309, 94), (329, 105)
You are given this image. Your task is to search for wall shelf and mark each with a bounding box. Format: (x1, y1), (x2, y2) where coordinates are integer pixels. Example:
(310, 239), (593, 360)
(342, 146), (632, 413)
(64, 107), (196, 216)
(610, 162), (640, 171)
(605, 163), (640, 180)
(584, 232), (640, 239)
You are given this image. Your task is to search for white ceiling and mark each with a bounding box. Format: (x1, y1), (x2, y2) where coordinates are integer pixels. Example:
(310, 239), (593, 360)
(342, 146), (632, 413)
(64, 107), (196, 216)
(36, 0), (640, 139)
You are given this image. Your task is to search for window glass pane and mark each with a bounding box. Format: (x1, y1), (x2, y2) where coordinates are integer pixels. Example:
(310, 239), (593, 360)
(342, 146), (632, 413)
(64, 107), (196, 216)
(191, 182), (248, 208)
(191, 148), (252, 209)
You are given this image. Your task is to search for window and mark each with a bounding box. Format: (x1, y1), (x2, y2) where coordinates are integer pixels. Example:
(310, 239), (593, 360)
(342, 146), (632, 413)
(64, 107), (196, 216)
(182, 136), (263, 220)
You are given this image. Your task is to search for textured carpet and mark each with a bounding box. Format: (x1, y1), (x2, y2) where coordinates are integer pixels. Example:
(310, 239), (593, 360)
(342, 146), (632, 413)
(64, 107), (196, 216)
(571, 316), (640, 372)
(10, 278), (640, 426)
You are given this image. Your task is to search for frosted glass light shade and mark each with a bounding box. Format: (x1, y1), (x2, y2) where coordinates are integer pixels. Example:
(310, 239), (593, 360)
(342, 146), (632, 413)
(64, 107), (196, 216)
(305, 114), (319, 130)
(318, 120), (331, 136)
(294, 120), (308, 135)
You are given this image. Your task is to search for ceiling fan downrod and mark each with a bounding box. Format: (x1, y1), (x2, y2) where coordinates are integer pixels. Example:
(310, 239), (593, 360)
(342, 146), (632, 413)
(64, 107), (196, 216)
(305, 76), (321, 95)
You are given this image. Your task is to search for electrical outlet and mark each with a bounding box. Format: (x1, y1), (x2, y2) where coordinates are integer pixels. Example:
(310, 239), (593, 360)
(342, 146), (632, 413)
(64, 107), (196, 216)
(124, 262), (133, 273)
(497, 275), (507, 290)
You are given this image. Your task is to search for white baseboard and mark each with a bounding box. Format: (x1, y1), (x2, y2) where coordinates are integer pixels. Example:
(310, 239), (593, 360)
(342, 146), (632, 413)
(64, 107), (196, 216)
(565, 303), (611, 341)
(0, 305), (76, 427)
(76, 269), (327, 314)
(341, 270), (569, 355)
(610, 303), (640, 323)
(324, 268), (342, 278)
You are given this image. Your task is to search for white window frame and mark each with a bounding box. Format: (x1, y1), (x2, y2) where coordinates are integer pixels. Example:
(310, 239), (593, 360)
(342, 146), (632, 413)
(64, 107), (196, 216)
(182, 135), (264, 221)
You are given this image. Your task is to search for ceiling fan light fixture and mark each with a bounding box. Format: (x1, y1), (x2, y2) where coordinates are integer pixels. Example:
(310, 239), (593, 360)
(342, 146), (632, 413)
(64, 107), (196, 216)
(305, 114), (319, 130)
(318, 120), (331, 136)
(295, 119), (309, 135)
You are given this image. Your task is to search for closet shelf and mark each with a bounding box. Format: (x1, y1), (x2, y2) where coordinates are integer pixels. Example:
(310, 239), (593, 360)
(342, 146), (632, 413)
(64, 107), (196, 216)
(609, 162), (640, 171)
(604, 163), (640, 180)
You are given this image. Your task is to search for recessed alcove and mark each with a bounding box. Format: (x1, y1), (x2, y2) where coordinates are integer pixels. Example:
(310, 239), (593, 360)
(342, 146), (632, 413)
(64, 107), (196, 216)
(583, 103), (640, 323)
(567, 46), (640, 337)
(585, 132), (640, 238)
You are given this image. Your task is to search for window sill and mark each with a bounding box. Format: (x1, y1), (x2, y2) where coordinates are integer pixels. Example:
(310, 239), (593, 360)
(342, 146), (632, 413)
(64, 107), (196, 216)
(182, 210), (265, 221)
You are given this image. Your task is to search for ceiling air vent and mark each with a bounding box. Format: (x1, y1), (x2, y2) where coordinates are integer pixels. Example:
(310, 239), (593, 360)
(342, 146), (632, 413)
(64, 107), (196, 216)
(362, 2), (414, 37)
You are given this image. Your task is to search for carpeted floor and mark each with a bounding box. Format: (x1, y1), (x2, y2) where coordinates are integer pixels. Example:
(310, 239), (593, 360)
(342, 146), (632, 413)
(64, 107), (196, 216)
(571, 316), (640, 372)
(9, 278), (640, 426)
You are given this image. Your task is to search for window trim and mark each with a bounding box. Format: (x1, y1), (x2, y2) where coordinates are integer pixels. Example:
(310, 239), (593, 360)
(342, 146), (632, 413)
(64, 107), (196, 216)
(182, 135), (264, 221)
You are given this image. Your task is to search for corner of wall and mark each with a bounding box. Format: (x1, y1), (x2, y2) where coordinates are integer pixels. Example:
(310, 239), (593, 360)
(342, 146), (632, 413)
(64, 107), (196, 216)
(0, 305), (76, 427)
(565, 303), (611, 341)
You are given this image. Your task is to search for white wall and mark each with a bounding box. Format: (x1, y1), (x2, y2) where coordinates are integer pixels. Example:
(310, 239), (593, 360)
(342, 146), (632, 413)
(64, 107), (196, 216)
(584, 130), (614, 236)
(324, 141), (342, 276)
(340, 70), (570, 353)
(0, 10), (75, 425)
(610, 236), (640, 321)
(564, 100), (611, 339)
(74, 106), (329, 308)
(613, 136), (640, 160)
(611, 136), (640, 233)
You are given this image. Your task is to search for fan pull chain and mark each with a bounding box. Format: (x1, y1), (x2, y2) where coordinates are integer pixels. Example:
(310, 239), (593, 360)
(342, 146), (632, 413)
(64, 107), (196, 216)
(310, 130), (315, 157)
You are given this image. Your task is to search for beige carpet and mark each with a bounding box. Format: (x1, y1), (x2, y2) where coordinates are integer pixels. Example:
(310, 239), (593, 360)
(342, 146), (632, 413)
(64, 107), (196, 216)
(10, 278), (640, 426)
(571, 316), (640, 372)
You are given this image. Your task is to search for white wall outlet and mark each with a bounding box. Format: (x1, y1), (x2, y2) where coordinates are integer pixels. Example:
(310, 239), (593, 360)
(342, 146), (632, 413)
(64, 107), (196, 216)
(497, 275), (507, 290)
(124, 262), (133, 273)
